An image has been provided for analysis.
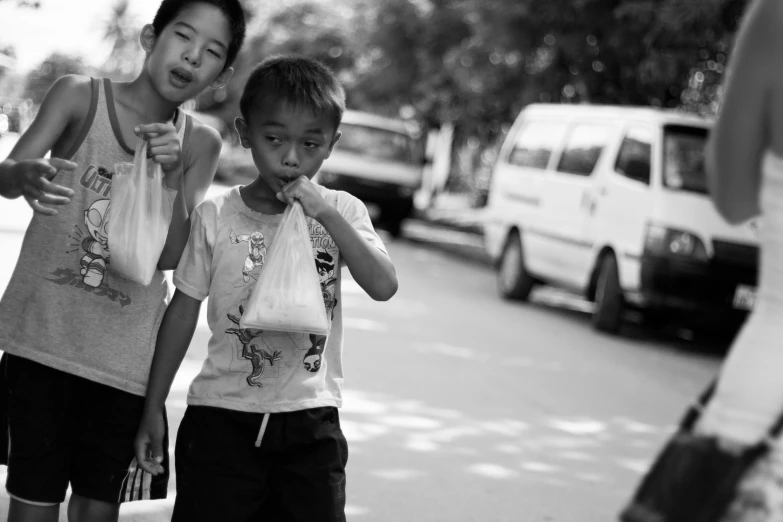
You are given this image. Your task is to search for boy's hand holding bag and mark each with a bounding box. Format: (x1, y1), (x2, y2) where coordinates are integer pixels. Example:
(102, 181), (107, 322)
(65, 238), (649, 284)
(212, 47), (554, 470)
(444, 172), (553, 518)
(240, 202), (330, 336)
(108, 139), (177, 286)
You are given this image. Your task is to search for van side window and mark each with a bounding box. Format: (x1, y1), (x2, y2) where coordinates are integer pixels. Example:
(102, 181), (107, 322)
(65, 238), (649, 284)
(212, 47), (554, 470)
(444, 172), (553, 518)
(556, 124), (611, 176)
(508, 121), (568, 169)
(615, 127), (653, 185)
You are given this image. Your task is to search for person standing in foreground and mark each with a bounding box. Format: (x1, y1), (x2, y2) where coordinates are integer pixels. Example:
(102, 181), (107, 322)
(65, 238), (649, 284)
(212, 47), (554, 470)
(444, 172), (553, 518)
(0, 1), (246, 520)
(133, 55), (398, 522)
(697, 0), (783, 518)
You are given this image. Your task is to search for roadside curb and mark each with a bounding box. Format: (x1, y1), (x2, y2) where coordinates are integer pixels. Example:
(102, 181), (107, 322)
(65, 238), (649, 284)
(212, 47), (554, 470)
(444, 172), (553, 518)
(400, 219), (493, 266)
(412, 209), (484, 236)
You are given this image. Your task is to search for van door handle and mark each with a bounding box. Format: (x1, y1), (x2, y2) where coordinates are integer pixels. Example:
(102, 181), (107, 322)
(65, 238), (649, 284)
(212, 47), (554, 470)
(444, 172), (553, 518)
(581, 191), (599, 214)
(580, 191), (594, 211)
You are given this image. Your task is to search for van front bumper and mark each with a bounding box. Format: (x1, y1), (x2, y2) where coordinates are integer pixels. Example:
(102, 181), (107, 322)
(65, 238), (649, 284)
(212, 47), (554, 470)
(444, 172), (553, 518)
(627, 251), (757, 320)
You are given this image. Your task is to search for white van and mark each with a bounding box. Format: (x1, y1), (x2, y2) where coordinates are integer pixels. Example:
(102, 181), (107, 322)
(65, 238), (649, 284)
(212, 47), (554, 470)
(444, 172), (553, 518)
(314, 110), (425, 236)
(484, 104), (759, 335)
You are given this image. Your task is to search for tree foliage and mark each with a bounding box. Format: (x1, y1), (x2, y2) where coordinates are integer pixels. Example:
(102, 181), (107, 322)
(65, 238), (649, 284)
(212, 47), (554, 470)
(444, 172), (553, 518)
(24, 53), (86, 105)
(210, 0), (751, 146)
(18, 0), (753, 146)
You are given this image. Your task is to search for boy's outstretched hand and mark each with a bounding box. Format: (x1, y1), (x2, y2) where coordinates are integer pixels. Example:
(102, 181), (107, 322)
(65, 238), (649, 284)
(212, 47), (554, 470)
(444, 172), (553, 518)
(133, 409), (166, 476)
(277, 175), (331, 220)
(10, 158), (77, 215)
(135, 123), (183, 189)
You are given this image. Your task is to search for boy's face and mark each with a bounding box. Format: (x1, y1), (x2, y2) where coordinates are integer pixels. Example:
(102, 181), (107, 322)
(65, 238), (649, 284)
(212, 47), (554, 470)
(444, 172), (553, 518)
(236, 101), (341, 196)
(143, 2), (234, 103)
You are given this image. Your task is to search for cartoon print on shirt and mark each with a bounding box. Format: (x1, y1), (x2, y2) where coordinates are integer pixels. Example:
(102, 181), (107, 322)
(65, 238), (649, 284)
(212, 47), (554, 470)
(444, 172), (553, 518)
(229, 229), (266, 283)
(303, 334), (326, 373)
(47, 188), (130, 307)
(314, 249), (338, 320)
(80, 198), (111, 288)
(225, 305), (282, 387)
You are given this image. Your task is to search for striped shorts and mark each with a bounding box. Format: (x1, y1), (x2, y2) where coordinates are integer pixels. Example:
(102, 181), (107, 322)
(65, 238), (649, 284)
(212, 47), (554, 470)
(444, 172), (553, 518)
(0, 353), (169, 505)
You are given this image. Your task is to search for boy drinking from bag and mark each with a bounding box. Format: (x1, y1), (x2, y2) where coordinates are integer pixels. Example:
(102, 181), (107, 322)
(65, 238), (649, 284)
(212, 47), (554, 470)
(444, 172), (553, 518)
(134, 55), (398, 522)
(0, 1), (246, 520)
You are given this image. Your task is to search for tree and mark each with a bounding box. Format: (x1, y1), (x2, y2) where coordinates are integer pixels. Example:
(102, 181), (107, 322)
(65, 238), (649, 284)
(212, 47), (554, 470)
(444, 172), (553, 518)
(200, 0), (752, 154)
(0, 1), (40, 6)
(24, 53), (86, 105)
(199, 0), (354, 132)
(101, 0), (142, 80)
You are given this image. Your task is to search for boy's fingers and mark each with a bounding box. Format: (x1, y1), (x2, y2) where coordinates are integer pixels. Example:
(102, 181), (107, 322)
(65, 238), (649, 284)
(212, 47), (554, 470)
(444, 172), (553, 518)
(23, 186), (44, 200)
(39, 179), (75, 197)
(276, 191), (294, 204)
(23, 186), (69, 207)
(155, 156), (180, 169)
(137, 458), (161, 476)
(146, 438), (166, 475)
(135, 123), (170, 134)
(134, 439), (160, 476)
(147, 136), (178, 149)
(48, 158), (78, 172)
(24, 195), (57, 216)
(151, 439), (165, 463)
(36, 193), (71, 206)
(148, 144), (178, 157)
(136, 124), (174, 140)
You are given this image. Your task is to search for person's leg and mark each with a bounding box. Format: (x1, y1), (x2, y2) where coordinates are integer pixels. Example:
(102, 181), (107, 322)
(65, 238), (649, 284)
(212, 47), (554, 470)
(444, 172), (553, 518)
(172, 406), (270, 522)
(7, 498), (59, 522)
(67, 377), (170, 521)
(272, 407), (349, 522)
(4, 355), (73, 521)
(66, 494), (119, 522)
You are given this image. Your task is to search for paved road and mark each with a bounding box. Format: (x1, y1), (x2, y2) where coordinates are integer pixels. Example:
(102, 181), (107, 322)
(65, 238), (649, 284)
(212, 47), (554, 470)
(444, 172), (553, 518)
(0, 189), (722, 521)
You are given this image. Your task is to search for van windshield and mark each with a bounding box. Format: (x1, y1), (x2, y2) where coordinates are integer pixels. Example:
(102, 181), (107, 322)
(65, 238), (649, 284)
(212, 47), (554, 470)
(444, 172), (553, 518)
(337, 123), (416, 164)
(663, 125), (709, 195)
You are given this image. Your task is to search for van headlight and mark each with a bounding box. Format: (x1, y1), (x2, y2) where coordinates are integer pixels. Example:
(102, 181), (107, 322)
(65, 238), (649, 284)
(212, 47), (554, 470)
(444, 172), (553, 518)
(644, 224), (708, 261)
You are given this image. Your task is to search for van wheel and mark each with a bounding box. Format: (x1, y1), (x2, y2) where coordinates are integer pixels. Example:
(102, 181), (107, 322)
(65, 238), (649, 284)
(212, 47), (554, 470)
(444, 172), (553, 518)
(592, 254), (624, 333)
(386, 217), (404, 238)
(497, 234), (535, 301)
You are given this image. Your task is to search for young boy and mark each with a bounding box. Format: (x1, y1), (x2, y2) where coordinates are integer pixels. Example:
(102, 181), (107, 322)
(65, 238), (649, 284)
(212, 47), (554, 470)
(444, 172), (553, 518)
(0, 1), (245, 520)
(134, 55), (398, 521)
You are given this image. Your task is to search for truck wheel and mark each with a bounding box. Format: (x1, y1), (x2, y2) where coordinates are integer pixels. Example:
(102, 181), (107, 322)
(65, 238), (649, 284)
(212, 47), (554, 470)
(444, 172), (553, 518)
(592, 253), (625, 333)
(497, 233), (535, 301)
(386, 217), (404, 238)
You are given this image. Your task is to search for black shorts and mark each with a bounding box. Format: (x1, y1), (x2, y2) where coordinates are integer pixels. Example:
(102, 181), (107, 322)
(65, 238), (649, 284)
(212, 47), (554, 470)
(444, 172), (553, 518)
(0, 353), (170, 505)
(173, 405), (348, 522)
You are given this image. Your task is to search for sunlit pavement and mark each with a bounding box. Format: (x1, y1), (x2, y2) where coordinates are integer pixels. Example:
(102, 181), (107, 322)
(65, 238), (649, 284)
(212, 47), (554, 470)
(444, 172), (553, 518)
(0, 188), (722, 521)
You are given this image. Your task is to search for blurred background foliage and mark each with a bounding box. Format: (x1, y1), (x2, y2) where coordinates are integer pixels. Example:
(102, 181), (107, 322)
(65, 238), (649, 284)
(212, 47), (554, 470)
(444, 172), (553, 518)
(0, 0), (752, 195)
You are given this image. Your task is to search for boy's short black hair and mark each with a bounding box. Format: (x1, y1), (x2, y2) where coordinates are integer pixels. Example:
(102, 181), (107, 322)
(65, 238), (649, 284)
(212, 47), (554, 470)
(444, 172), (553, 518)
(152, 0), (246, 68)
(239, 55), (346, 131)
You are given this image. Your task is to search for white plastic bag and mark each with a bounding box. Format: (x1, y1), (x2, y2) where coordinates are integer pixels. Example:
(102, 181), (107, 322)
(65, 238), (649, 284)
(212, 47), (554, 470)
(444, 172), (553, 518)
(240, 202), (330, 336)
(107, 139), (177, 286)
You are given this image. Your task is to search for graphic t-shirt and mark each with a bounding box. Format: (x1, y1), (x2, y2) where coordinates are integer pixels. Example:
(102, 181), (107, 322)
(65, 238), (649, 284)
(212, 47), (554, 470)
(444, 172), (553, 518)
(174, 185), (387, 413)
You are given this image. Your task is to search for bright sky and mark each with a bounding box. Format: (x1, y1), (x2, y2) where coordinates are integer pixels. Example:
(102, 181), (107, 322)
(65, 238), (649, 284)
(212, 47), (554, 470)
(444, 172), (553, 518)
(0, 0), (163, 73)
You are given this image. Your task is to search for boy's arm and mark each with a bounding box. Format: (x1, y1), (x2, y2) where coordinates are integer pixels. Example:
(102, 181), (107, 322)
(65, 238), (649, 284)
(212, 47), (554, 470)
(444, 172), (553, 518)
(0, 75), (86, 213)
(135, 289), (201, 474)
(157, 123), (222, 270)
(278, 176), (398, 301)
(316, 207), (397, 301)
